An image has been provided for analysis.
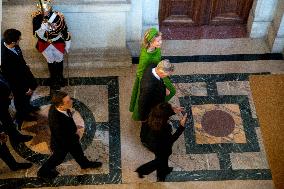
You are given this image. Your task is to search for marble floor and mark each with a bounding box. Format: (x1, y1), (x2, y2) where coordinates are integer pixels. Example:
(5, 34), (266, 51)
(0, 39), (283, 189)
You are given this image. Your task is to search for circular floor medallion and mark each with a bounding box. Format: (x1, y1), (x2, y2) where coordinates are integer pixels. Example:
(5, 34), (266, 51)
(201, 110), (235, 137)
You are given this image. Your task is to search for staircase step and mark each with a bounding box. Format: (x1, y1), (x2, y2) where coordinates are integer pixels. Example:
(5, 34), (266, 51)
(24, 48), (132, 71)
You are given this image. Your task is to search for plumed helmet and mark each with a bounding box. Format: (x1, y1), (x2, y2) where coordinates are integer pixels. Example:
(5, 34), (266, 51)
(36, 0), (53, 12)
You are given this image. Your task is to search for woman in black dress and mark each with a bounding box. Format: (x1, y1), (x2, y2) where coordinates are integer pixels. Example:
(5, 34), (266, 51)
(136, 102), (187, 181)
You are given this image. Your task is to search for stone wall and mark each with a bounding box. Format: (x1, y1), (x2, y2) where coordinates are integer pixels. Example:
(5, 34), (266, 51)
(248, 0), (279, 38)
(267, 0), (284, 52)
(2, 0), (131, 51)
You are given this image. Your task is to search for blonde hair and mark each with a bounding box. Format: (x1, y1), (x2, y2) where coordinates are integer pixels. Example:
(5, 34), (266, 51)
(142, 28), (162, 49)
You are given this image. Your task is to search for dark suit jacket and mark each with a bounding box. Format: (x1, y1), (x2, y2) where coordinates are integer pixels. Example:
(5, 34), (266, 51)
(48, 105), (79, 151)
(138, 64), (166, 121)
(1, 41), (37, 95)
(0, 74), (11, 110)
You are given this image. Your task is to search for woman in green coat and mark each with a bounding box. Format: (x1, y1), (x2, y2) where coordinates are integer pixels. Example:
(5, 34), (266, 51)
(129, 28), (176, 121)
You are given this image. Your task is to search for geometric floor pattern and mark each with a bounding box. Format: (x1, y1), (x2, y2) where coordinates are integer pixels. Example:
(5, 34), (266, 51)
(0, 73), (272, 188)
(167, 73), (271, 181)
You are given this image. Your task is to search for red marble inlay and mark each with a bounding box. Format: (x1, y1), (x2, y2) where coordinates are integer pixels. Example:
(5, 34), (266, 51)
(201, 110), (235, 137)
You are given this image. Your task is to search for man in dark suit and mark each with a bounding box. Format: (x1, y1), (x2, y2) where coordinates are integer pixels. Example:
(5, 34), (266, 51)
(1, 29), (38, 123)
(138, 60), (176, 144)
(37, 91), (102, 179)
(138, 59), (175, 121)
(0, 72), (33, 143)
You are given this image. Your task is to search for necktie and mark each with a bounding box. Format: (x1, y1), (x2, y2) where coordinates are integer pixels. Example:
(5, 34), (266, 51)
(15, 47), (21, 55)
(66, 109), (72, 118)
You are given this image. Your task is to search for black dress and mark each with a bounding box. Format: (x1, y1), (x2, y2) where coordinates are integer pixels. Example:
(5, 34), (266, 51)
(137, 120), (185, 181)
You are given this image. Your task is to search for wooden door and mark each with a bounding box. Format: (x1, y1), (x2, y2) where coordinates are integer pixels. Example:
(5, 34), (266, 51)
(159, 0), (204, 26)
(159, 0), (253, 26)
(208, 0), (254, 25)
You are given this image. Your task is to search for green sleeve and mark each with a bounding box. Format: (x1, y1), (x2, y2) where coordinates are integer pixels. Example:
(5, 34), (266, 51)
(163, 77), (176, 102)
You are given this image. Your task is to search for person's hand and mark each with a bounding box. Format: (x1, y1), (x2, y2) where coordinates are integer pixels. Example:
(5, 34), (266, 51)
(172, 106), (184, 114)
(0, 132), (8, 143)
(25, 88), (33, 96)
(65, 40), (71, 53)
(40, 22), (49, 31)
(166, 88), (170, 96)
(179, 113), (188, 127)
(9, 92), (13, 100)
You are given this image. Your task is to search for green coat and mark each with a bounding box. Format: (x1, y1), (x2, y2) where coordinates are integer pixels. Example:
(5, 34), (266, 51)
(129, 47), (176, 121)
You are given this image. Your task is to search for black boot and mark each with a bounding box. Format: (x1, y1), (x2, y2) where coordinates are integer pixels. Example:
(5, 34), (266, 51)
(48, 63), (61, 90)
(55, 61), (66, 87)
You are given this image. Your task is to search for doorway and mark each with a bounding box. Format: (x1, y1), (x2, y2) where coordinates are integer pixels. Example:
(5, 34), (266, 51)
(159, 0), (254, 39)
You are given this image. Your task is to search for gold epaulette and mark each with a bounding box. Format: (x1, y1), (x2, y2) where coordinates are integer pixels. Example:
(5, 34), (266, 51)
(55, 11), (65, 19)
(31, 10), (42, 18)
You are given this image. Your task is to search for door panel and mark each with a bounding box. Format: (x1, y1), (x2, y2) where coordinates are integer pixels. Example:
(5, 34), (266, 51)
(159, 0), (203, 26)
(208, 0), (254, 25)
(159, 0), (253, 26)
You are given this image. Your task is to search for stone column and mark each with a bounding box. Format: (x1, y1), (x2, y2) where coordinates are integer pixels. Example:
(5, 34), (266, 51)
(248, 0), (279, 38)
(267, 0), (284, 53)
(126, 0), (142, 42)
(142, 0), (159, 32)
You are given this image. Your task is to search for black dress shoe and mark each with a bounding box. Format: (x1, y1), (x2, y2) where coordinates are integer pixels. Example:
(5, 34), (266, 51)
(10, 162), (32, 171)
(15, 135), (33, 143)
(156, 167), (173, 182)
(81, 161), (102, 169)
(157, 177), (166, 182)
(134, 170), (144, 178)
(166, 167), (173, 174)
(37, 169), (59, 179)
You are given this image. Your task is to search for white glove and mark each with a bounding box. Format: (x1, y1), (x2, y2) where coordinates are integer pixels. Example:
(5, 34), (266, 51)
(40, 22), (49, 31)
(65, 40), (71, 53)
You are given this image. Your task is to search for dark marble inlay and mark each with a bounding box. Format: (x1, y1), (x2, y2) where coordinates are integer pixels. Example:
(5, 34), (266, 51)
(132, 54), (283, 64)
(201, 110), (235, 137)
(166, 169), (271, 181)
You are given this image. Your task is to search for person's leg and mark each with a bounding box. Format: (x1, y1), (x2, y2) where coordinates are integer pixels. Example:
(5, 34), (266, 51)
(0, 143), (32, 171)
(69, 142), (102, 169)
(156, 153), (171, 181)
(135, 158), (158, 177)
(38, 148), (67, 177)
(0, 120), (32, 143)
(55, 61), (66, 87)
(48, 63), (61, 90)
(14, 93), (36, 122)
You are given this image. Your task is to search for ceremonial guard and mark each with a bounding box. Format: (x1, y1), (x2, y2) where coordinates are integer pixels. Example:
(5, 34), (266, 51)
(32, 0), (71, 90)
